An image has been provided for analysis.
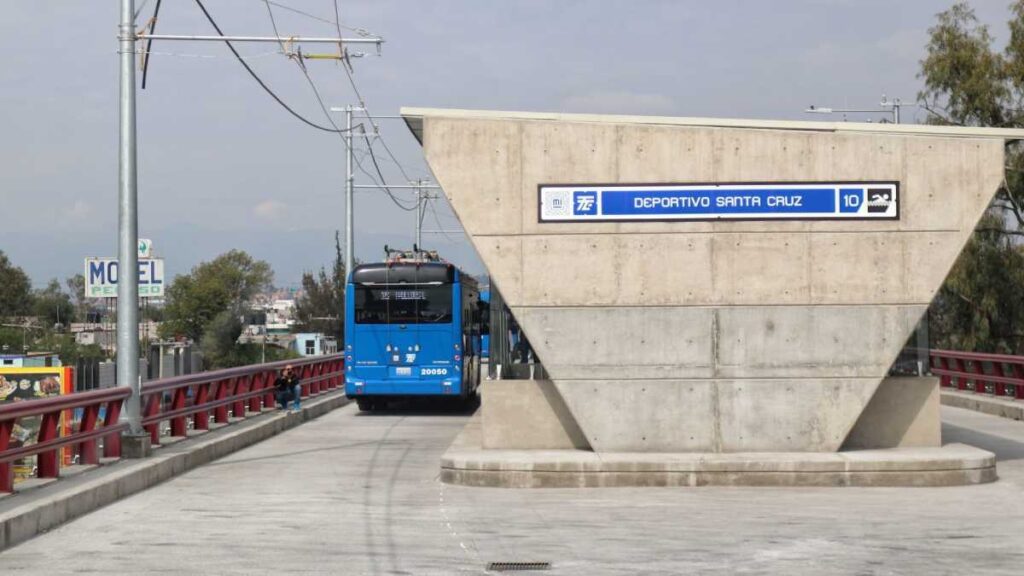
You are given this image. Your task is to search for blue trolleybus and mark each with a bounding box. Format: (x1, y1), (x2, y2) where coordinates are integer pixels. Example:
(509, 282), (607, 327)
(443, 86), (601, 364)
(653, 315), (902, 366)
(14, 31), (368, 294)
(344, 251), (483, 411)
(479, 290), (490, 361)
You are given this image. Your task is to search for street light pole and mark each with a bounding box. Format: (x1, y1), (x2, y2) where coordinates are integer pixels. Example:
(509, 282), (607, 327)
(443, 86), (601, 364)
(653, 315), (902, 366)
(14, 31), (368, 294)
(117, 0), (143, 437)
(805, 95), (906, 124)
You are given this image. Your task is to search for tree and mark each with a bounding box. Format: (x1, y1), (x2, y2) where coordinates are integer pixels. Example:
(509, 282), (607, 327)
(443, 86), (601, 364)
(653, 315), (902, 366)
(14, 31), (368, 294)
(293, 232), (347, 340)
(199, 310), (244, 367)
(0, 250), (33, 318)
(32, 279), (74, 329)
(929, 215), (1024, 353)
(65, 274), (87, 323)
(919, 2), (1024, 353)
(160, 250), (273, 342)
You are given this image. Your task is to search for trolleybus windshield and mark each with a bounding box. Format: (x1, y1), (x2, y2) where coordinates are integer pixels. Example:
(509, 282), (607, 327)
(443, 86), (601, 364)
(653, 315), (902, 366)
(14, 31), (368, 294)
(354, 284), (453, 324)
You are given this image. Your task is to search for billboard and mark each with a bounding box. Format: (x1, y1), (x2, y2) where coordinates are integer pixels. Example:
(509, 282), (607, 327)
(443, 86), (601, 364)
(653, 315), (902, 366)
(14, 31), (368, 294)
(539, 182), (899, 222)
(0, 367), (74, 483)
(84, 257), (165, 298)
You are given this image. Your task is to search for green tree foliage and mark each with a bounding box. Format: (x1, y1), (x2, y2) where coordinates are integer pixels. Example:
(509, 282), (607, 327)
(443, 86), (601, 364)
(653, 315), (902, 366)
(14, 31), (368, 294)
(0, 250), (33, 317)
(920, 2), (1024, 353)
(930, 216), (1024, 352)
(160, 250), (273, 342)
(293, 232), (346, 340)
(32, 279), (74, 329)
(65, 274), (87, 323)
(199, 309), (243, 367)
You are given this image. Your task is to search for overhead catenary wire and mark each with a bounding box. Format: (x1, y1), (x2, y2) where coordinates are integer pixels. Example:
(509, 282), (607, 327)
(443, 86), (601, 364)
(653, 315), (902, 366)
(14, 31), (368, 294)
(261, 0), (417, 212)
(137, 48), (281, 61)
(329, 0), (419, 184)
(426, 197), (461, 243)
(140, 0), (162, 89)
(192, 0), (356, 134)
(262, 0), (374, 36)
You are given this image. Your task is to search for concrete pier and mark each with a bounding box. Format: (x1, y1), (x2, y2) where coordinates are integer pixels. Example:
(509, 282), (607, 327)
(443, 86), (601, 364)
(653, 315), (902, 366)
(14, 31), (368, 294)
(403, 109), (1024, 458)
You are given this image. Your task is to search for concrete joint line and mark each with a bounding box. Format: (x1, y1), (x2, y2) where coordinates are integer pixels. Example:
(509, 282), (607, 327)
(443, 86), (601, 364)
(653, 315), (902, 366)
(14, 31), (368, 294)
(0, 392), (350, 552)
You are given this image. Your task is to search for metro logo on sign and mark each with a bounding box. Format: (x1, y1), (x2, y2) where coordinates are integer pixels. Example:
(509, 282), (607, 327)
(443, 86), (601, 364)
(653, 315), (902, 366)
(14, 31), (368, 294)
(540, 182), (900, 222)
(573, 191), (598, 215)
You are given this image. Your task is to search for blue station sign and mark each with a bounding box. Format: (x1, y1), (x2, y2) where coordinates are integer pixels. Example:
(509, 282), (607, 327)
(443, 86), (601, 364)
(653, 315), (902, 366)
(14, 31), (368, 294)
(538, 182), (899, 222)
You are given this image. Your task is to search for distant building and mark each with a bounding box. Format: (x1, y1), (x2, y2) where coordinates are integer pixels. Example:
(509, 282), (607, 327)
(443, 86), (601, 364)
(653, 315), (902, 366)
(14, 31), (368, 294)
(0, 351), (61, 368)
(250, 297), (296, 335)
(291, 333), (338, 357)
(70, 321), (159, 353)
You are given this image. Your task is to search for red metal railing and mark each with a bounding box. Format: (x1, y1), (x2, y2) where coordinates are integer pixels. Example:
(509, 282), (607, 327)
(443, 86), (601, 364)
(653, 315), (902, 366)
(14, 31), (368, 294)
(0, 387), (130, 492)
(930, 349), (1024, 400)
(0, 354), (345, 493)
(138, 354), (344, 445)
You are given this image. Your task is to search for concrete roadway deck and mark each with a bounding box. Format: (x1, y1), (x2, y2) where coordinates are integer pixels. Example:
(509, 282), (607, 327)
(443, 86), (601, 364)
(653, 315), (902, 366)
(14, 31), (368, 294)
(1, 404), (1023, 575)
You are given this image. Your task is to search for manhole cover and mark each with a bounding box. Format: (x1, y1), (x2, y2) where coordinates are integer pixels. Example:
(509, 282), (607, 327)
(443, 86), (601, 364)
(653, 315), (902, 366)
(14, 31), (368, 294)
(486, 562), (551, 572)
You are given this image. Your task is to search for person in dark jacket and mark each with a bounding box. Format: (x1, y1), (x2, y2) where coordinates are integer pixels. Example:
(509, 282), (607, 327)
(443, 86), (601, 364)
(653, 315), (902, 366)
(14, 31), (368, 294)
(274, 365), (302, 411)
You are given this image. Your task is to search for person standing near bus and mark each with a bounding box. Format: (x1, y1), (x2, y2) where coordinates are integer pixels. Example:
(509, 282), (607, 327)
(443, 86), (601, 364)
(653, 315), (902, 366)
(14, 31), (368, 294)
(274, 365), (302, 411)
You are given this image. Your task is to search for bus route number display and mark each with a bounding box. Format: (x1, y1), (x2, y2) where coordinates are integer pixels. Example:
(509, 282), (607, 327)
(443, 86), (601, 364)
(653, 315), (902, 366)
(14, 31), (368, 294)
(538, 182), (899, 222)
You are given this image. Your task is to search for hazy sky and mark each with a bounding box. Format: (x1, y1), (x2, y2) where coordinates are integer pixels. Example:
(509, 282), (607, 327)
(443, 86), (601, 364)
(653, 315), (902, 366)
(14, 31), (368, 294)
(0, 0), (1015, 288)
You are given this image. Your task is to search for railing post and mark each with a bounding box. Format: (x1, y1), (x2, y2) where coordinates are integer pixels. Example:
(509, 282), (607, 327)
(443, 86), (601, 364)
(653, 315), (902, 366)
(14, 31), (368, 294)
(307, 364), (316, 395)
(194, 382), (211, 430)
(992, 362), (1007, 397)
(104, 400), (123, 458)
(951, 358), (967, 391)
(37, 410), (61, 479)
(144, 393), (161, 445)
(78, 403), (100, 465)
(0, 420), (13, 492)
(302, 365), (312, 397)
(214, 379), (231, 423)
(970, 359), (987, 394)
(1013, 363), (1024, 400)
(170, 387), (188, 437)
(263, 370), (276, 408)
(248, 373), (263, 413)
(936, 356), (951, 388)
(232, 376), (248, 418)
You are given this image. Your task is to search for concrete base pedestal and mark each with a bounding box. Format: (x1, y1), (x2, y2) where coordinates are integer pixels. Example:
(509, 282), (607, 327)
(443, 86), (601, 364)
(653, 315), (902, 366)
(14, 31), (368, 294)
(443, 415), (996, 488)
(121, 433), (152, 459)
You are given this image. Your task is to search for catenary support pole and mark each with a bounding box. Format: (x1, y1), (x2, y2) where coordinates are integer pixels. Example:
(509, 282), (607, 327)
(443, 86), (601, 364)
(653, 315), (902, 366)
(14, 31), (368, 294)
(345, 106), (355, 279)
(415, 182), (422, 248)
(118, 0), (142, 436)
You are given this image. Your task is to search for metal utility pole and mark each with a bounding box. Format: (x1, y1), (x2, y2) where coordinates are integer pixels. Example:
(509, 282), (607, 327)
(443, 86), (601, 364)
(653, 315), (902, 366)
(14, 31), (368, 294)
(129, 12), (380, 299)
(344, 106), (364, 278)
(118, 0), (142, 436)
(414, 179), (430, 248)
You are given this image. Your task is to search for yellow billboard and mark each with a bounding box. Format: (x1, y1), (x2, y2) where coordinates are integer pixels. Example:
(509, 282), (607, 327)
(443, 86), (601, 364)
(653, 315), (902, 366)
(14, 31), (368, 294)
(0, 366), (73, 482)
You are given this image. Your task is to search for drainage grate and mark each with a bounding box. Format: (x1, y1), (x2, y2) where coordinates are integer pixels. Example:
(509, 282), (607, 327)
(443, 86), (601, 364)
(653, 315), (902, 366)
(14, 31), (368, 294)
(486, 561), (551, 572)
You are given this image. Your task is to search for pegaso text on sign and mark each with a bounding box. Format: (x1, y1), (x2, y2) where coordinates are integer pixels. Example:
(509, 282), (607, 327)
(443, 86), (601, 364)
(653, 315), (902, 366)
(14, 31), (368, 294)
(84, 258), (165, 298)
(539, 182), (899, 222)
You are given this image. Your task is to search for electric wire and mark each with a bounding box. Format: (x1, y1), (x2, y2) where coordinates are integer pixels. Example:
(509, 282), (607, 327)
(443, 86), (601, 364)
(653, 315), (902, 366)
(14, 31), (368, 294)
(427, 197), (461, 243)
(193, 0), (354, 134)
(360, 130), (417, 210)
(330, 0), (417, 184)
(140, 0), (162, 89)
(261, 0), (374, 35)
(138, 49), (280, 61)
(262, 0), (417, 212)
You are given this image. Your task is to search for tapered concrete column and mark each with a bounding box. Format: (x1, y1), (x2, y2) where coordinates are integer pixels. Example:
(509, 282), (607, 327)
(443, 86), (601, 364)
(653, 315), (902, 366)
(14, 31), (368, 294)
(404, 108), (1024, 453)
